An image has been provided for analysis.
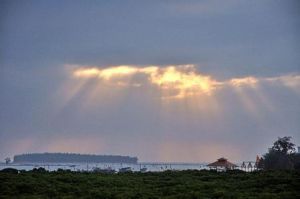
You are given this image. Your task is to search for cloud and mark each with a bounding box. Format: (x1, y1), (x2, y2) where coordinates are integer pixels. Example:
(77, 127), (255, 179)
(264, 74), (300, 94)
(1, 1), (300, 162)
(71, 64), (220, 99)
(229, 77), (258, 87)
(1, 64), (299, 162)
(168, 0), (240, 16)
(69, 64), (300, 100)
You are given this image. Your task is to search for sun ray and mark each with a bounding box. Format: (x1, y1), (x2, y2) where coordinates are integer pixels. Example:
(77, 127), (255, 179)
(72, 65), (220, 99)
(64, 64), (300, 122)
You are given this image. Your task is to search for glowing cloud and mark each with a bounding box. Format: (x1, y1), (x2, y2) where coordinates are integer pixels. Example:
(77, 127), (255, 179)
(73, 65), (139, 80)
(72, 65), (220, 98)
(148, 66), (219, 97)
(229, 77), (258, 87)
(70, 64), (300, 101)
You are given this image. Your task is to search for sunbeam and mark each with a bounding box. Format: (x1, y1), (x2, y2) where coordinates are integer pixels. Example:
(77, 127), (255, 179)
(66, 65), (300, 116)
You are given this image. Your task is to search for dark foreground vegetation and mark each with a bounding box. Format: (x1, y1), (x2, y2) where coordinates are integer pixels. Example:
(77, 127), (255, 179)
(1, 169), (299, 199)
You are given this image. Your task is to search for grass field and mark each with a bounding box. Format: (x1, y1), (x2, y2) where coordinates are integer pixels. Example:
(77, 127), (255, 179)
(0, 169), (299, 199)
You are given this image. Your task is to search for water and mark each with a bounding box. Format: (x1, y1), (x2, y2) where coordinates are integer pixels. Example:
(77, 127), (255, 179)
(0, 162), (210, 172)
(0, 162), (256, 172)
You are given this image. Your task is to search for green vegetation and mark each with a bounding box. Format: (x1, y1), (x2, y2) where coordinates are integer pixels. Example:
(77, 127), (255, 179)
(1, 169), (299, 199)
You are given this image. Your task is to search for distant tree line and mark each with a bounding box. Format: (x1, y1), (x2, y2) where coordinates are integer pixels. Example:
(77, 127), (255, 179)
(13, 153), (138, 164)
(258, 136), (300, 170)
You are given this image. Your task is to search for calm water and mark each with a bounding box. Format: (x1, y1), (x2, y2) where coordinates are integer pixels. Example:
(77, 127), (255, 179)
(0, 162), (210, 172)
(0, 162), (253, 172)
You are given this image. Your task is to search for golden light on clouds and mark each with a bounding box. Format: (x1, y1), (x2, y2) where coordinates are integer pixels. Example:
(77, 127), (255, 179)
(67, 64), (300, 108)
(148, 66), (219, 97)
(73, 66), (139, 79)
(229, 76), (258, 87)
(72, 65), (220, 98)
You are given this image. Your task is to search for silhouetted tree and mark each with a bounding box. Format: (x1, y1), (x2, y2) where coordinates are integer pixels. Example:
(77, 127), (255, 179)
(263, 150), (294, 170)
(32, 167), (47, 173)
(262, 136), (296, 170)
(271, 136), (295, 154)
(0, 168), (18, 174)
(291, 153), (300, 171)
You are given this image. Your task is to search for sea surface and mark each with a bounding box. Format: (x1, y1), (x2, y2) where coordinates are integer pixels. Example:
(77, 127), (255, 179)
(0, 162), (212, 172)
(0, 162), (255, 172)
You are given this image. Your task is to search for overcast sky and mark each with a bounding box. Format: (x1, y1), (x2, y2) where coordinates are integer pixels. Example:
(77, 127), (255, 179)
(1, 0), (299, 162)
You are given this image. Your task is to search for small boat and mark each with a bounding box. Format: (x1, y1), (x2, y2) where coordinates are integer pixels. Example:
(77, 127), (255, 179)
(119, 167), (132, 173)
(140, 167), (147, 172)
(93, 167), (115, 174)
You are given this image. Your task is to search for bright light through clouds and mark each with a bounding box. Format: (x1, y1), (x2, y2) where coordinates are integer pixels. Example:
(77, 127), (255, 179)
(72, 65), (220, 98)
(73, 66), (140, 80)
(229, 77), (258, 87)
(71, 64), (300, 100)
(1, 0), (300, 163)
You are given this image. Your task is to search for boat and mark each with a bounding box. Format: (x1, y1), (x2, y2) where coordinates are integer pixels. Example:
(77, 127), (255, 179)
(93, 167), (115, 174)
(140, 167), (147, 172)
(119, 167), (132, 173)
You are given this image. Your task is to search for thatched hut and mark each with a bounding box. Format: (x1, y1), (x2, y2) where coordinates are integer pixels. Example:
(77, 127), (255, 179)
(207, 157), (237, 170)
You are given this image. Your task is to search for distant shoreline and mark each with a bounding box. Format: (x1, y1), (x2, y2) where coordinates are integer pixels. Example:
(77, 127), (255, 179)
(13, 152), (138, 164)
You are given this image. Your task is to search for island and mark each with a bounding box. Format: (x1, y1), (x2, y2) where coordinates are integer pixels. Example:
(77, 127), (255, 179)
(13, 153), (138, 164)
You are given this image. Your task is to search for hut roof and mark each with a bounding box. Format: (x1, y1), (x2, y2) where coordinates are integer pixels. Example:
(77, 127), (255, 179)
(207, 157), (237, 168)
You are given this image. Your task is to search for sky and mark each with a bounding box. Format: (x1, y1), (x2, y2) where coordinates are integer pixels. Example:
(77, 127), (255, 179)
(0, 0), (299, 162)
